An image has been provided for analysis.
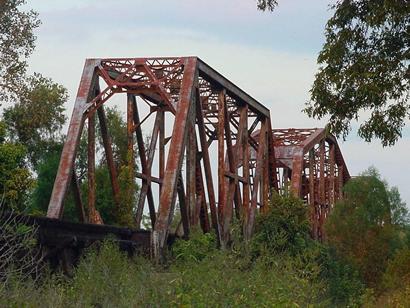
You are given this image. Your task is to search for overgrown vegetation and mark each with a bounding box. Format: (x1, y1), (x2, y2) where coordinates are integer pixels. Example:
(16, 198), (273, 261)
(2, 168), (409, 306)
(1, 1), (410, 306)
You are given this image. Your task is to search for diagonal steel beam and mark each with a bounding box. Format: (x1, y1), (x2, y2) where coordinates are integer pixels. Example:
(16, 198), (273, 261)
(47, 59), (100, 219)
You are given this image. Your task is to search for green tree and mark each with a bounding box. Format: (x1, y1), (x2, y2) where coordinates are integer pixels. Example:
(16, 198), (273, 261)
(95, 107), (138, 226)
(31, 106), (139, 225)
(3, 73), (67, 167)
(116, 163), (137, 228)
(0, 121), (34, 211)
(325, 167), (408, 288)
(0, 0), (40, 103)
(304, 0), (410, 146)
(30, 143), (80, 220)
(251, 191), (311, 255)
(96, 106), (129, 166)
(258, 1), (409, 146)
(382, 247), (410, 291)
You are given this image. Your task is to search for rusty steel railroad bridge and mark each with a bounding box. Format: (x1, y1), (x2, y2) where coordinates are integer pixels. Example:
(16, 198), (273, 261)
(41, 57), (350, 260)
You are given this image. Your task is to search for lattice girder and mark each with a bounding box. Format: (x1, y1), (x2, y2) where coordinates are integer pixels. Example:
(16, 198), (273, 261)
(267, 128), (349, 240)
(47, 57), (278, 257)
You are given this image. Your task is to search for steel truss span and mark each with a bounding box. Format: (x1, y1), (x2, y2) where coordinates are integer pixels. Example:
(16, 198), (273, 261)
(47, 57), (349, 256)
(266, 128), (349, 240)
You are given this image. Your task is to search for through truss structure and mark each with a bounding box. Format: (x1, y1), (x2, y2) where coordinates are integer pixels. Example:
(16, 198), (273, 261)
(47, 57), (351, 256)
(267, 128), (350, 240)
(47, 57), (278, 256)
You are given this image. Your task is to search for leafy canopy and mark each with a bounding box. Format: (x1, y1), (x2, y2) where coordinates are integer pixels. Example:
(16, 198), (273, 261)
(3, 73), (67, 168)
(252, 191), (311, 255)
(256, 0), (278, 11)
(0, 0), (40, 103)
(0, 121), (34, 210)
(325, 167), (408, 288)
(257, 0), (409, 146)
(305, 0), (410, 146)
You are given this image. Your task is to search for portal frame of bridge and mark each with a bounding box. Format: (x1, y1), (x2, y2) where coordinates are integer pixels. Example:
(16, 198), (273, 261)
(47, 57), (278, 256)
(271, 128), (350, 240)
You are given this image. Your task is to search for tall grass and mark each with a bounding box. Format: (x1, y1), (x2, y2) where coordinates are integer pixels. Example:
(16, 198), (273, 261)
(0, 238), (331, 307)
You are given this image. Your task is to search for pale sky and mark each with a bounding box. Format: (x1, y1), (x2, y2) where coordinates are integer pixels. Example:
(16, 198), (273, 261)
(26, 0), (410, 206)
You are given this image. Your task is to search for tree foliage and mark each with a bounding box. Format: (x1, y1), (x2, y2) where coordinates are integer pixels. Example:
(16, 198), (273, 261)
(0, 0), (40, 103)
(96, 106), (129, 167)
(252, 191), (311, 255)
(31, 106), (139, 225)
(256, 0), (278, 11)
(305, 0), (410, 146)
(0, 121), (33, 210)
(3, 73), (67, 167)
(325, 167), (408, 288)
(382, 247), (410, 290)
(31, 144), (61, 214)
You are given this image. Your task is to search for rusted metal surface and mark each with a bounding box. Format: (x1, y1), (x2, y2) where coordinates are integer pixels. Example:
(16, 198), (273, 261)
(253, 128), (351, 241)
(47, 59), (100, 219)
(47, 57), (350, 257)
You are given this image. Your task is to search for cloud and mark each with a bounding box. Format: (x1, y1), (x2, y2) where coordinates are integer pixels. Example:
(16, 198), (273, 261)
(26, 0), (410, 206)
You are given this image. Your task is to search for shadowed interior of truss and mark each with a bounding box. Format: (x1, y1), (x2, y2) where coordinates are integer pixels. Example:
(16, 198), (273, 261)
(253, 128), (350, 240)
(46, 57), (279, 256)
(46, 56), (352, 256)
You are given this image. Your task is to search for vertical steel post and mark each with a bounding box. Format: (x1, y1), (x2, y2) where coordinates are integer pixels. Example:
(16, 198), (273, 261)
(196, 89), (219, 241)
(186, 93), (197, 226)
(241, 106), (250, 220)
(309, 149), (317, 239)
(247, 119), (267, 240)
(133, 97), (157, 228)
(318, 141), (325, 239)
(329, 144), (335, 209)
(127, 94), (135, 172)
(159, 109), (165, 196)
(152, 57), (197, 257)
(217, 90), (226, 231)
(88, 113), (100, 224)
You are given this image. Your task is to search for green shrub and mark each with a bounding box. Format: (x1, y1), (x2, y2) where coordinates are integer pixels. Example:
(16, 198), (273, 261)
(382, 247), (410, 291)
(251, 191), (310, 256)
(0, 237), (330, 307)
(172, 228), (217, 262)
(320, 248), (365, 307)
(325, 167), (408, 289)
(66, 240), (140, 307)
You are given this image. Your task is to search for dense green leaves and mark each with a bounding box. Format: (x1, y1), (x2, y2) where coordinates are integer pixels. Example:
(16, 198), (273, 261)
(252, 191), (310, 255)
(0, 240), (328, 307)
(305, 0), (410, 146)
(3, 73), (67, 167)
(382, 247), (410, 290)
(30, 107), (139, 226)
(172, 228), (217, 262)
(325, 167), (409, 289)
(2, 173), (409, 306)
(96, 106), (130, 167)
(0, 121), (33, 210)
(0, 0), (40, 103)
(30, 148), (60, 215)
